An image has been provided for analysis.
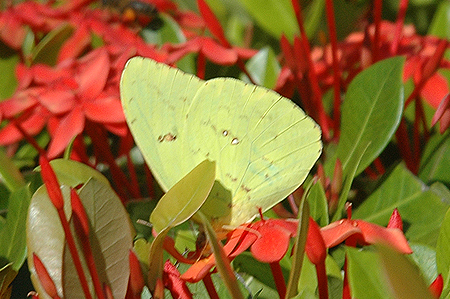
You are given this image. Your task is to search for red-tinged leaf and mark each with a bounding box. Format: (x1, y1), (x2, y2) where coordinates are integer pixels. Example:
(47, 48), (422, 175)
(33, 253), (60, 299)
(201, 38), (238, 65)
(429, 274), (443, 298)
(58, 23), (91, 63)
(431, 93), (450, 127)
(439, 109), (450, 133)
(83, 97), (125, 123)
(422, 73), (450, 109)
(355, 220), (412, 254)
(129, 250), (145, 297)
(39, 155), (64, 210)
(76, 48), (110, 100)
(38, 90), (76, 115)
(163, 260), (193, 299)
(47, 106), (85, 158)
(250, 223), (291, 263)
(197, 0), (230, 47)
(305, 217), (326, 265)
(387, 208), (403, 230)
(0, 90), (40, 118)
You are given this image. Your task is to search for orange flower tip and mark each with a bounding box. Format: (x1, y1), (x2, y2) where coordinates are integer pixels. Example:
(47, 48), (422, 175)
(429, 274), (443, 298)
(129, 250), (145, 295)
(33, 253), (59, 299)
(387, 208), (403, 230)
(39, 155), (64, 210)
(154, 278), (165, 299)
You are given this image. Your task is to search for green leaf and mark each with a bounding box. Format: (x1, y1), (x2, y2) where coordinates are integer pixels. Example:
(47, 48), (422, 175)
(236, 0), (298, 41)
(27, 179), (134, 299)
(286, 198), (310, 298)
(35, 159), (110, 188)
(201, 212), (245, 299)
(140, 13), (185, 46)
(419, 131), (450, 186)
(346, 247), (393, 299)
(0, 185), (31, 271)
(0, 147), (25, 192)
(32, 23), (74, 65)
(409, 243), (438, 285)
(376, 243), (434, 299)
(240, 46), (280, 89)
(428, 0), (450, 38)
(150, 160), (216, 233)
(126, 199), (157, 240)
(306, 181), (328, 226)
(354, 163), (450, 246)
(335, 56), (404, 176)
(0, 42), (19, 100)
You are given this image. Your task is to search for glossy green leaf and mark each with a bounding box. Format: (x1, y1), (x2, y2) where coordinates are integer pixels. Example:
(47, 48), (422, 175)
(236, 0), (298, 41)
(0, 147), (25, 192)
(335, 56), (404, 176)
(306, 181), (329, 226)
(127, 199), (157, 240)
(201, 212), (245, 299)
(428, 1), (450, 38)
(376, 243), (434, 299)
(286, 199), (310, 298)
(0, 42), (19, 100)
(35, 159), (110, 188)
(150, 159), (215, 233)
(346, 247), (393, 299)
(0, 185), (31, 271)
(409, 243), (438, 285)
(354, 163), (450, 246)
(121, 57), (322, 229)
(32, 23), (74, 65)
(240, 46), (280, 89)
(419, 131), (450, 186)
(27, 178), (134, 299)
(436, 207), (450, 292)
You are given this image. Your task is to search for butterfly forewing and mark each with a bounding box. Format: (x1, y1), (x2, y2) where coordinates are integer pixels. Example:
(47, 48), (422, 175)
(120, 58), (204, 192)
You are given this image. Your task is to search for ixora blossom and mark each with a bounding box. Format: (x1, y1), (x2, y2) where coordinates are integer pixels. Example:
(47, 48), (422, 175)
(0, 47), (127, 158)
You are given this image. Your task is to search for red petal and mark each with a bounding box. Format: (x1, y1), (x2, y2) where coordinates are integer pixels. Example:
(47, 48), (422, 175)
(197, 0), (230, 47)
(250, 223), (291, 263)
(305, 217), (327, 265)
(1, 89), (40, 118)
(355, 220), (412, 254)
(104, 122), (128, 136)
(33, 253), (59, 298)
(226, 225), (258, 258)
(0, 12), (27, 49)
(129, 250), (145, 297)
(76, 48), (110, 100)
(387, 208), (403, 230)
(32, 64), (70, 84)
(429, 274), (443, 298)
(421, 73), (450, 109)
(47, 106), (85, 158)
(39, 90), (76, 114)
(0, 109), (47, 144)
(431, 93), (450, 127)
(234, 47), (258, 60)
(180, 255), (216, 282)
(201, 38), (237, 65)
(163, 260), (193, 299)
(83, 97), (125, 123)
(320, 220), (363, 248)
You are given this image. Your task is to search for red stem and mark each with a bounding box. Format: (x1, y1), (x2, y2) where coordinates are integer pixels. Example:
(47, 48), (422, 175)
(126, 153), (142, 198)
(324, 0), (342, 138)
(56, 208), (93, 299)
(342, 258), (351, 299)
(390, 0), (409, 54)
(13, 119), (46, 156)
(202, 273), (219, 299)
(269, 262), (286, 298)
(197, 52), (206, 79)
(315, 261), (329, 299)
(372, 0), (383, 63)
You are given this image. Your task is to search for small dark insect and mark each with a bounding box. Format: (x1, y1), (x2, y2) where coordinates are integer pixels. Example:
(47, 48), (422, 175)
(102, 0), (164, 30)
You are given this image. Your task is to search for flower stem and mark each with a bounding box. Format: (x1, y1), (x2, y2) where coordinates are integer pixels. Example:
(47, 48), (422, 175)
(269, 262), (286, 298)
(202, 273), (219, 299)
(315, 261), (329, 299)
